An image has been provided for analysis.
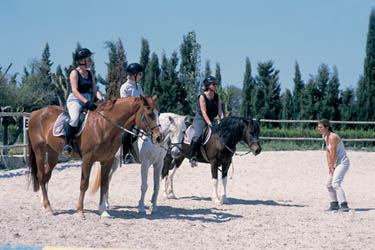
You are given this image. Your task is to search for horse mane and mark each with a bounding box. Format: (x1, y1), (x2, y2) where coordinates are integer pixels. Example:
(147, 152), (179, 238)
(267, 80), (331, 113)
(217, 116), (247, 146)
(96, 99), (118, 112)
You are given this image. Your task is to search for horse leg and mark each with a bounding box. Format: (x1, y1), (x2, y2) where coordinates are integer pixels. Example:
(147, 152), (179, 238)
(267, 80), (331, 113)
(34, 146), (55, 213)
(138, 160), (150, 214)
(220, 162), (231, 204)
(104, 149), (121, 209)
(77, 156), (94, 217)
(211, 162), (221, 205)
(166, 165), (177, 199)
(150, 161), (163, 214)
(99, 160), (114, 217)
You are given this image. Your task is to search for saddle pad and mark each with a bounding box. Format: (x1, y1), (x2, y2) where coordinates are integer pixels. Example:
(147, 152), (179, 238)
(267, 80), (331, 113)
(52, 112), (89, 137)
(184, 125), (211, 145)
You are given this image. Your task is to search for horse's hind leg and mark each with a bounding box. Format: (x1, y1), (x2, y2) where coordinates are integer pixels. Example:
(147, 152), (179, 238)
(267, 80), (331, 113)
(164, 157), (183, 199)
(210, 161), (222, 205)
(34, 146), (54, 213)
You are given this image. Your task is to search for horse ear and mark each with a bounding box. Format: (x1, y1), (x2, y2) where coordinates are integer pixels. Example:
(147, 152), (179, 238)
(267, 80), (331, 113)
(184, 115), (189, 122)
(140, 95), (148, 105)
(168, 115), (175, 124)
(152, 95), (158, 102)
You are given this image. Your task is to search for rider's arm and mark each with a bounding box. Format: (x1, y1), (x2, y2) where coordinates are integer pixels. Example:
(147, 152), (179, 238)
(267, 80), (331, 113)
(217, 95), (224, 120)
(199, 95), (212, 126)
(91, 71), (103, 101)
(327, 134), (338, 174)
(70, 70), (89, 103)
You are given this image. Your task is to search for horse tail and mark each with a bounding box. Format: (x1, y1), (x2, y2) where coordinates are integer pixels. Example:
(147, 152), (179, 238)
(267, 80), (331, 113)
(89, 163), (101, 195)
(27, 134), (39, 192)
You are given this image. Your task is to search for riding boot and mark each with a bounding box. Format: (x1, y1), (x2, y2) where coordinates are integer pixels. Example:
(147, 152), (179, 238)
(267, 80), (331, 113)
(62, 124), (76, 158)
(189, 140), (200, 168)
(122, 132), (134, 164)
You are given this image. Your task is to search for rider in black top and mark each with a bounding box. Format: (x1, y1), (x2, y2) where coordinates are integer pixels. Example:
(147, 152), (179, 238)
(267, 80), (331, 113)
(189, 76), (224, 167)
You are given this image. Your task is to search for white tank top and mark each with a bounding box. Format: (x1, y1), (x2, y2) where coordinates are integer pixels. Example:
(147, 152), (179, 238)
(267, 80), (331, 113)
(326, 136), (347, 167)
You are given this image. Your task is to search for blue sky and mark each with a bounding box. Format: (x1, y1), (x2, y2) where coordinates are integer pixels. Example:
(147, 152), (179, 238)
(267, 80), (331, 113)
(1, 0), (374, 93)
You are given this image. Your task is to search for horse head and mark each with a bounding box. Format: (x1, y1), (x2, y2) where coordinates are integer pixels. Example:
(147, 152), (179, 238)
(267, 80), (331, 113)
(135, 95), (163, 145)
(161, 113), (188, 159)
(242, 118), (262, 156)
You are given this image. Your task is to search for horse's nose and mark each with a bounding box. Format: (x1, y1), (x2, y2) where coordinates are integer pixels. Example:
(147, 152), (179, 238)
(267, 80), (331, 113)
(156, 135), (163, 144)
(254, 146), (262, 156)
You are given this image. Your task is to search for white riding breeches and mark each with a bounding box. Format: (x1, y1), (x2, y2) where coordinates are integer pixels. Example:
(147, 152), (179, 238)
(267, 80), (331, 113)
(66, 93), (91, 127)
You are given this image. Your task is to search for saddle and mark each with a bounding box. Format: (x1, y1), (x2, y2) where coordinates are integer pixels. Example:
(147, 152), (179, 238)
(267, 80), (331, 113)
(184, 124), (213, 162)
(52, 108), (89, 137)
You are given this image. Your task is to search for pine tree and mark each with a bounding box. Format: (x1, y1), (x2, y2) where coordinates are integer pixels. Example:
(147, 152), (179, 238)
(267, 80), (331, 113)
(179, 31), (201, 116)
(357, 9), (375, 121)
(240, 57), (254, 119)
(292, 62), (304, 119)
(139, 38), (150, 89)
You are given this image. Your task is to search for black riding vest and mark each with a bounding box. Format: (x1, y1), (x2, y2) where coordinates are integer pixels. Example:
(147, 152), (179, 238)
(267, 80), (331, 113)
(196, 93), (219, 123)
(75, 69), (93, 94)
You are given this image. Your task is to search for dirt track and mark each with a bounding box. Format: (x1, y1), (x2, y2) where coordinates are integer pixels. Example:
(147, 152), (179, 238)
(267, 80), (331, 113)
(1, 151), (375, 249)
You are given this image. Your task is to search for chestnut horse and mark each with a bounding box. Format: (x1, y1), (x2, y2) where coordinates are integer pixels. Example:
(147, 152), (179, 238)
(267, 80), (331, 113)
(27, 95), (162, 217)
(162, 116), (261, 204)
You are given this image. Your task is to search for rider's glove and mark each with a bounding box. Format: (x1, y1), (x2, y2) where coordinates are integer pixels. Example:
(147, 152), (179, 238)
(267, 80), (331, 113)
(84, 100), (97, 111)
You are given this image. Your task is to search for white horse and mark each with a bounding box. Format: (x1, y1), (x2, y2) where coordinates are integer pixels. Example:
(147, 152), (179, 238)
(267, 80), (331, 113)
(90, 112), (188, 216)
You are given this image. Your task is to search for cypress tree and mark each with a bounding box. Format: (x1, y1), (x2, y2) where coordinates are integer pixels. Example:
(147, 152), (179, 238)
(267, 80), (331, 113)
(168, 51), (187, 114)
(324, 66), (341, 121)
(340, 87), (356, 127)
(179, 31), (201, 116)
(300, 78), (319, 121)
(143, 52), (160, 97)
(204, 60), (211, 78)
(281, 89), (294, 120)
(158, 53), (169, 112)
(315, 64), (330, 119)
(256, 61), (281, 123)
(240, 57), (254, 119)
(292, 62), (304, 119)
(357, 9), (375, 121)
(139, 38), (150, 89)
(215, 63), (222, 87)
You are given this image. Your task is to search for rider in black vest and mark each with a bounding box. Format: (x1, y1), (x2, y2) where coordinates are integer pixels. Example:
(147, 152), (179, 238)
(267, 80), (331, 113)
(189, 76), (224, 167)
(62, 48), (103, 158)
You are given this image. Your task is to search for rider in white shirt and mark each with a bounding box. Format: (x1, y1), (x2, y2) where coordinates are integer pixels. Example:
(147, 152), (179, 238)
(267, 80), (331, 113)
(120, 63), (144, 163)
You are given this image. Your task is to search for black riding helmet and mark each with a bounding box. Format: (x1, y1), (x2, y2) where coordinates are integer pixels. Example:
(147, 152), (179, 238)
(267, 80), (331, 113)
(203, 76), (217, 90)
(126, 63), (143, 75)
(74, 48), (93, 61)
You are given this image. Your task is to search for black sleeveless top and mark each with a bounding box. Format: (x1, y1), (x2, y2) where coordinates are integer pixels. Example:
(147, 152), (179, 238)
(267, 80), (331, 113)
(196, 93), (219, 123)
(75, 69), (93, 94)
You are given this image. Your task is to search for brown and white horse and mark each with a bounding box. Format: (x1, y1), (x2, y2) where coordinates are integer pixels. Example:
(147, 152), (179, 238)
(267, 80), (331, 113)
(27, 95), (162, 217)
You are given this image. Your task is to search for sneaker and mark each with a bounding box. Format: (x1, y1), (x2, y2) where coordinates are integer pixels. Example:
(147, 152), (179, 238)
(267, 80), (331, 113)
(62, 145), (72, 158)
(339, 202), (349, 212)
(325, 201), (339, 211)
(189, 156), (198, 168)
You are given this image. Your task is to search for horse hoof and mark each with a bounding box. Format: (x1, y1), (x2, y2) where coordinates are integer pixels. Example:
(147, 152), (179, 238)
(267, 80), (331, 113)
(45, 211), (54, 216)
(138, 208), (146, 215)
(167, 193), (176, 199)
(221, 195), (230, 204)
(101, 211), (111, 218)
(213, 197), (222, 205)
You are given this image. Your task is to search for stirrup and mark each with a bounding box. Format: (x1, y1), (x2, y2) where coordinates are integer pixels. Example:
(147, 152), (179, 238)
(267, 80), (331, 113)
(62, 145), (72, 158)
(189, 156), (198, 168)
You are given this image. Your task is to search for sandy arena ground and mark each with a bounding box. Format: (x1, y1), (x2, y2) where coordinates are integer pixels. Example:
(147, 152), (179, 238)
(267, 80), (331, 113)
(1, 150), (375, 249)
